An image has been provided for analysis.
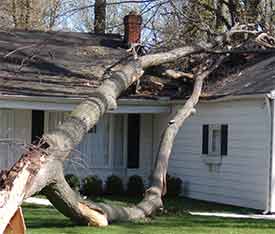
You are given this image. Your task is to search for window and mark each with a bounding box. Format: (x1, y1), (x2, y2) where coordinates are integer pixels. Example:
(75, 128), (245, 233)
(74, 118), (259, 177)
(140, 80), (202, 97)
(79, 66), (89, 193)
(202, 124), (228, 156)
(209, 125), (221, 156)
(211, 129), (220, 153)
(127, 114), (140, 169)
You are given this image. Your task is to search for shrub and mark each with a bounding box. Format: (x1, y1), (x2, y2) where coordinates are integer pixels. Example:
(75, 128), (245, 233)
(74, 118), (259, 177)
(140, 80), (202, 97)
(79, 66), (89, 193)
(127, 175), (145, 197)
(82, 175), (103, 197)
(105, 175), (124, 195)
(65, 174), (80, 191)
(166, 174), (182, 197)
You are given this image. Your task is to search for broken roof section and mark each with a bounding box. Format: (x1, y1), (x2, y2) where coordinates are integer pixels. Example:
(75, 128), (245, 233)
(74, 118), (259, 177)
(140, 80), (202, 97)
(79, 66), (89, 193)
(0, 30), (275, 100)
(203, 54), (275, 98)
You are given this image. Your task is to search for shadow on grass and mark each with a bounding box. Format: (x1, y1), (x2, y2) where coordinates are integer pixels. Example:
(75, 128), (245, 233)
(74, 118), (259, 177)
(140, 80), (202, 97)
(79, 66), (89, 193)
(23, 196), (275, 234)
(24, 208), (74, 229)
(24, 205), (275, 231)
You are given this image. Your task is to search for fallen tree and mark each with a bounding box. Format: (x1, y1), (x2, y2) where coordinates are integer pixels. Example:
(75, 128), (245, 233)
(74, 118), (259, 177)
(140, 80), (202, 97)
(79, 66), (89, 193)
(0, 26), (274, 232)
(0, 45), (206, 231)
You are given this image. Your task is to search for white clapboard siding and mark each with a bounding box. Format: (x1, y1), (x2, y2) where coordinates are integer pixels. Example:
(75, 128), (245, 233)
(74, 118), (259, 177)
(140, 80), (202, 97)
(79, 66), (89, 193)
(0, 110), (12, 170)
(0, 109), (31, 170)
(152, 113), (169, 166)
(154, 98), (270, 210)
(45, 111), (123, 180)
(140, 114), (154, 180)
(113, 114), (124, 168)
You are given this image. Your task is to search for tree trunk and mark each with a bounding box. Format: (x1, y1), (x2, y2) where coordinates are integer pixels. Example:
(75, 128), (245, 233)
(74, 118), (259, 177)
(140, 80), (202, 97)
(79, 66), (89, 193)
(150, 56), (224, 196)
(44, 55), (224, 225)
(0, 46), (202, 232)
(246, 0), (261, 23)
(94, 0), (106, 33)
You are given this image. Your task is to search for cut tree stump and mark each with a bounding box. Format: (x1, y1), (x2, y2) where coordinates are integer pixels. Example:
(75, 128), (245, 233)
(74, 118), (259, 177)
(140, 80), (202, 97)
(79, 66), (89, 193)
(4, 207), (26, 234)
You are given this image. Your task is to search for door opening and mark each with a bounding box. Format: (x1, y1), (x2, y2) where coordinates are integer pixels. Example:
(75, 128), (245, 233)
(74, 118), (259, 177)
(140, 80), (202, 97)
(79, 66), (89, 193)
(127, 114), (140, 169)
(31, 110), (44, 144)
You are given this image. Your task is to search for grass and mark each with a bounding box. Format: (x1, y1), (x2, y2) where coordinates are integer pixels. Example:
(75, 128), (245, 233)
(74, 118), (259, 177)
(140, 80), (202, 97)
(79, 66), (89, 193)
(23, 196), (275, 234)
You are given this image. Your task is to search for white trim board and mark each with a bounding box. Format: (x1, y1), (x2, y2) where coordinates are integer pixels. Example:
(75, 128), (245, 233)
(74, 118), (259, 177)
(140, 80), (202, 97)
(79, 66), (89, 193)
(0, 93), (268, 113)
(189, 212), (275, 220)
(0, 99), (171, 113)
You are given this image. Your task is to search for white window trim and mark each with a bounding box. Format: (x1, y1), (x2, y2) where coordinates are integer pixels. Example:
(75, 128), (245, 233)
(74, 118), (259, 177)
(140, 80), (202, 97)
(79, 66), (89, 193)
(202, 124), (222, 166)
(208, 124), (221, 157)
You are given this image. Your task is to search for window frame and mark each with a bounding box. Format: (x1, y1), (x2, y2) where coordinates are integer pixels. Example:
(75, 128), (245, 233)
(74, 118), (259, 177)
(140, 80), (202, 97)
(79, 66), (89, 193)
(201, 124), (228, 166)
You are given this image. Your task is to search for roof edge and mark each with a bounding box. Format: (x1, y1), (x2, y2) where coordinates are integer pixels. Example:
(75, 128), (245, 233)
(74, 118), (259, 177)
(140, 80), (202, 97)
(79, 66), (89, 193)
(0, 93), (267, 108)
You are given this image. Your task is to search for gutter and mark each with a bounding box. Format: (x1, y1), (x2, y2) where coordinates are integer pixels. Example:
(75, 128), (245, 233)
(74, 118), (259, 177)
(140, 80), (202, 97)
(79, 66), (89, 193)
(265, 90), (275, 213)
(0, 95), (170, 106)
(0, 93), (266, 106)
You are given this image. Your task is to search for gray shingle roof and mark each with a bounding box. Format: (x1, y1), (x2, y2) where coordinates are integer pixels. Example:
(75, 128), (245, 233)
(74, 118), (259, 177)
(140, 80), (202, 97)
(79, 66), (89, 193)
(204, 56), (275, 98)
(0, 30), (127, 98)
(0, 30), (275, 100)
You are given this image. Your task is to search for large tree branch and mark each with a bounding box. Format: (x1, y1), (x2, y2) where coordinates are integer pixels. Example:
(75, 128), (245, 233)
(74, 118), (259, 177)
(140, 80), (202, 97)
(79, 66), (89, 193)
(44, 167), (162, 223)
(36, 55), (225, 226)
(0, 45), (204, 232)
(43, 162), (108, 226)
(151, 56), (225, 195)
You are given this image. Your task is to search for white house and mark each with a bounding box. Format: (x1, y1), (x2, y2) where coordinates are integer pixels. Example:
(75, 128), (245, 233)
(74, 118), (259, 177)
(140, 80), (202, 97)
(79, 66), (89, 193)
(1, 15), (275, 213)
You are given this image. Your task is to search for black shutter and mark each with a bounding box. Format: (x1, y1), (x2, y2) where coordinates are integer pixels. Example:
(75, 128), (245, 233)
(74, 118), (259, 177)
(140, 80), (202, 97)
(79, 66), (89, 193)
(202, 125), (209, 154)
(221, 124), (228, 156)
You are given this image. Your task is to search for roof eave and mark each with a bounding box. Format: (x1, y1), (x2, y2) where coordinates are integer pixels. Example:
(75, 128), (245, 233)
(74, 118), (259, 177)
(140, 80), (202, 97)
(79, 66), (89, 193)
(0, 92), (268, 111)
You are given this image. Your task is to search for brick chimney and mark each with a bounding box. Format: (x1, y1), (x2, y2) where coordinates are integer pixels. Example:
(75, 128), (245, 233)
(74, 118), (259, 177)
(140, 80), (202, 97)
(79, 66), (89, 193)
(124, 11), (142, 46)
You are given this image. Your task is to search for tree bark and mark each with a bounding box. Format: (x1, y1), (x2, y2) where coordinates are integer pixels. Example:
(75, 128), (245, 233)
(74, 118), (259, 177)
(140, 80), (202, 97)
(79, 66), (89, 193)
(0, 46), (202, 232)
(150, 56), (225, 196)
(94, 0), (106, 34)
(44, 55), (224, 225)
(246, 0), (261, 23)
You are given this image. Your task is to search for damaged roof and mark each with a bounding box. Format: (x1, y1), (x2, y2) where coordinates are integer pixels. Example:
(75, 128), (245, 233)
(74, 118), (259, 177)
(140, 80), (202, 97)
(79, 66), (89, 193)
(203, 54), (275, 98)
(0, 30), (275, 100)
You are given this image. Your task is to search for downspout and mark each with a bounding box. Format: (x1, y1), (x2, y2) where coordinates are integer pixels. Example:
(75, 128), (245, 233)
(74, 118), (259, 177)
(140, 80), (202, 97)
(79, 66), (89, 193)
(265, 90), (275, 213)
(151, 114), (155, 172)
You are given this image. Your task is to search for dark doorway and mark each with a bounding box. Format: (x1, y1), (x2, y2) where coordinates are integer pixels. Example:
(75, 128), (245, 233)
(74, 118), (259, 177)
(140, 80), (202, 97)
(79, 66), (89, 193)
(31, 110), (44, 144)
(127, 114), (140, 169)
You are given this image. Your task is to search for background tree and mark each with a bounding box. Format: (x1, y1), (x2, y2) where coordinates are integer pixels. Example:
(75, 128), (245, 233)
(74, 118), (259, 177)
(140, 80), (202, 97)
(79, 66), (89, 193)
(0, 0), (63, 30)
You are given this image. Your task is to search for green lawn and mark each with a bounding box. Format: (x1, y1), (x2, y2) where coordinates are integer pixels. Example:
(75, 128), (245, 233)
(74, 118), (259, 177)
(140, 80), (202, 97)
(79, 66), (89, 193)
(23, 197), (275, 234)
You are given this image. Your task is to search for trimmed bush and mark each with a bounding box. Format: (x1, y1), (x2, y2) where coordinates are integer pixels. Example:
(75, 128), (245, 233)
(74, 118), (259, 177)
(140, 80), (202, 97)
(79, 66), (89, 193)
(166, 174), (182, 197)
(82, 175), (103, 197)
(127, 175), (145, 197)
(65, 174), (80, 191)
(105, 175), (124, 195)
